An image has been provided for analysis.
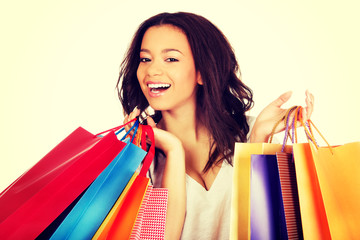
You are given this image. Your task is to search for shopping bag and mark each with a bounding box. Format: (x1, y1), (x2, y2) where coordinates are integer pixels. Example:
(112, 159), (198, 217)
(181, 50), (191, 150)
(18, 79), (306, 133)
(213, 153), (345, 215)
(97, 125), (157, 240)
(92, 172), (139, 239)
(310, 142), (360, 239)
(293, 107), (360, 239)
(0, 119), (137, 240)
(250, 154), (287, 239)
(273, 107), (303, 239)
(293, 143), (331, 239)
(35, 189), (87, 239)
(275, 152), (303, 239)
(287, 106), (330, 240)
(130, 185), (168, 240)
(49, 121), (147, 240)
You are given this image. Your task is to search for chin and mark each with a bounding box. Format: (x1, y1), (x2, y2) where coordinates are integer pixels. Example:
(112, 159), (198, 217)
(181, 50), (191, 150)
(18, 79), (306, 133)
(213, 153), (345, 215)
(147, 103), (170, 112)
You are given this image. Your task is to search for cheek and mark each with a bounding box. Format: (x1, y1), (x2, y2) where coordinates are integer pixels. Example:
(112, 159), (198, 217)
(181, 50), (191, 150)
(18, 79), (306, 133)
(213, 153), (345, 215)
(182, 67), (198, 87)
(136, 66), (141, 80)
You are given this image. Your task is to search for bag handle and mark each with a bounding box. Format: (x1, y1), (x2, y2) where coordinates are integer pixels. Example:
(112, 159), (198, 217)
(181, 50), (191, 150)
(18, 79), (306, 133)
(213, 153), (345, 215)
(293, 107), (334, 154)
(119, 119), (139, 143)
(95, 118), (137, 137)
(95, 118), (155, 177)
(138, 125), (155, 177)
(132, 124), (142, 147)
(269, 105), (333, 154)
(280, 106), (298, 152)
(268, 106), (298, 144)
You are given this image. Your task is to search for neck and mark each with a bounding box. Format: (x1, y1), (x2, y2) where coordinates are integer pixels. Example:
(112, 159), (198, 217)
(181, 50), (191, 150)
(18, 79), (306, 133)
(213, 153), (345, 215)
(158, 103), (207, 143)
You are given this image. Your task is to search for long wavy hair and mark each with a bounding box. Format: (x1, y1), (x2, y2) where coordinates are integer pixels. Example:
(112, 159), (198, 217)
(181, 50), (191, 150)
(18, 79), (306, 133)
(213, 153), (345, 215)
(117, 12), (254, 172)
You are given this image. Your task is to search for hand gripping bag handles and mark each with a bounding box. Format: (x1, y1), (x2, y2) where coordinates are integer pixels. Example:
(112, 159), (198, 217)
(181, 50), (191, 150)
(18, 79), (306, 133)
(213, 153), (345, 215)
(293, 107), (360, 239)
(0, 118), (137, 240)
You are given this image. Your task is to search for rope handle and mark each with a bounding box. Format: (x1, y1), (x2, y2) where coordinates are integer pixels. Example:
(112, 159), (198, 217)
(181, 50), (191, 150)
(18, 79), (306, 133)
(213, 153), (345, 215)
(269, 105), (333, 154)
(268, 106), (298, 144)
(280, 106), (298, 152)
(294, 107), (334, 154)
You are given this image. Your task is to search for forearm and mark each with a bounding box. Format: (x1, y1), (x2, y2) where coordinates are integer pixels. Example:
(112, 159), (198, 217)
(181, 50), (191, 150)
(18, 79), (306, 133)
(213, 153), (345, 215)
(161, 147), (186, 240)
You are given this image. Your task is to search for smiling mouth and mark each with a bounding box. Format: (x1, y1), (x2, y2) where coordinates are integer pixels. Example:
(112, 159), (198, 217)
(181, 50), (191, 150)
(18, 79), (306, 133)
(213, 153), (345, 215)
(147, 83), (171, 93)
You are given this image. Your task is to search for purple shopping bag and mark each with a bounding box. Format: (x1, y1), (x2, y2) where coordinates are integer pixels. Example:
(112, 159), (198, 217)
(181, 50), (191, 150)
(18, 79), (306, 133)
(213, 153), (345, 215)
(250, 154), (287, 240)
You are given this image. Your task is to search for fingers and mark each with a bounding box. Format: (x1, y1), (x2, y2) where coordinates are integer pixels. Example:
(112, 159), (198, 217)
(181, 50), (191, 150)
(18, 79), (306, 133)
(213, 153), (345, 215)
(304, 90), (314, 120)
(146, 116), (157, 128)
(124, 107), (141, 132)
(271, 91), (293, 108)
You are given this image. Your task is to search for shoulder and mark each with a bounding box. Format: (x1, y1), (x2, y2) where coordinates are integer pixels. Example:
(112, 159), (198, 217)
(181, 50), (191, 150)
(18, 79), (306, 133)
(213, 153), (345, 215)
(246, 115), (256, 129)
(246, 115), (256, 142)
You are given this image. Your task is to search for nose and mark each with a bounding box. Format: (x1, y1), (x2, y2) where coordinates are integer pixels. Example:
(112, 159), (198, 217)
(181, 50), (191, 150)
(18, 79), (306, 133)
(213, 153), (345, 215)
(146, 60), (163, 76)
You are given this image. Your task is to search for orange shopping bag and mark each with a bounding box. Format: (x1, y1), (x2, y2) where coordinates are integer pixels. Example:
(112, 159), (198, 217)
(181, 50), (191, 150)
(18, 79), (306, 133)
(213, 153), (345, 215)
(293, 143), (331, 239)
(293, 106), (360, 239)
(306, 121), (360, 239)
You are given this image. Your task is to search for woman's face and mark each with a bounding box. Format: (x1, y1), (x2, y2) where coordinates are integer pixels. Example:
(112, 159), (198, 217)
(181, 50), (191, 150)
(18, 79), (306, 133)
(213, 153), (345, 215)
(137, 24), (202, 112)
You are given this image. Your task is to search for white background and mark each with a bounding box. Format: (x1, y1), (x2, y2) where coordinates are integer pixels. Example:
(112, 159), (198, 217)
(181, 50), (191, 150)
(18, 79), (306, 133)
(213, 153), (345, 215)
(1, 0), (359, 191)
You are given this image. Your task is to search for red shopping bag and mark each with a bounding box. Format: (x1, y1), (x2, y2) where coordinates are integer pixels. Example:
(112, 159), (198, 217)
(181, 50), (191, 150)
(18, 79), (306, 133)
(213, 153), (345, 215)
(0, 119), (136, 240)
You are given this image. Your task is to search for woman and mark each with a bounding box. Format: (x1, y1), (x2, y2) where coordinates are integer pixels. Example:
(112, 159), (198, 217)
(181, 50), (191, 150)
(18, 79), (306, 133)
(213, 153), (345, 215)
(118, 12), (313, 239)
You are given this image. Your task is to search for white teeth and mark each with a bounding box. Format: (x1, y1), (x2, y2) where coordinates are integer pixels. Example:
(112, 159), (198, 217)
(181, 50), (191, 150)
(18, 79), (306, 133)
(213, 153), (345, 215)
(147, 83), (171, 89)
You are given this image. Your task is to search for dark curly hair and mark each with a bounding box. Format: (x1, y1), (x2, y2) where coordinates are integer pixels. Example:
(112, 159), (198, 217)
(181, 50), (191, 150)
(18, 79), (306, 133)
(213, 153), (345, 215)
(117, 12), (254, 172)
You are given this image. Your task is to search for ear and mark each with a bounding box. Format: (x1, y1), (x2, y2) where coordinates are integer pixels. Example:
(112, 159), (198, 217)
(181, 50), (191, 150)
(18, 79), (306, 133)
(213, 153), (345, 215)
(196, 71), (203, 85)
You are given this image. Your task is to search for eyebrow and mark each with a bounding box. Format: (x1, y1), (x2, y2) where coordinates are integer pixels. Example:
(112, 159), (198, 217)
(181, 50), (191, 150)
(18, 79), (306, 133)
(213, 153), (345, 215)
(140, 48), (184, 55)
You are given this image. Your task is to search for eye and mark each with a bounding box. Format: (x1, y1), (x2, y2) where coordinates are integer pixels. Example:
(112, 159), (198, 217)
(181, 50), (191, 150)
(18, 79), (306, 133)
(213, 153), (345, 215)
(140, 57), (151, 62)
(166, 58), (178, 62)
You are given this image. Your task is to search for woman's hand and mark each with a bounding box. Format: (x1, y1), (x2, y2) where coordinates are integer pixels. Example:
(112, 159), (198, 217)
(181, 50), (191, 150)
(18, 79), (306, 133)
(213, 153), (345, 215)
(250, 90), (314, 143)
(124, 107), (184, 154)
